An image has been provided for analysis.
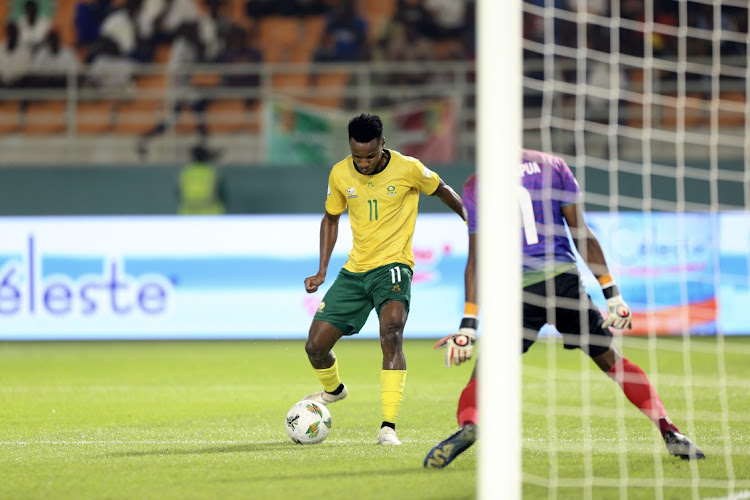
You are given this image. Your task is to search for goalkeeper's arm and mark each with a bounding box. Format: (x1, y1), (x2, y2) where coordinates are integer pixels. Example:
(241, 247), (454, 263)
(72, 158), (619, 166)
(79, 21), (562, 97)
(436, 233), (478, 366)
(562, 203), (632, 329)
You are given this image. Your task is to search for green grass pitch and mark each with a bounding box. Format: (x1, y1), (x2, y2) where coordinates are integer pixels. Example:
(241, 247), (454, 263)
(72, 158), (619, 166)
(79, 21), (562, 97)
(1, 337), (749, 499)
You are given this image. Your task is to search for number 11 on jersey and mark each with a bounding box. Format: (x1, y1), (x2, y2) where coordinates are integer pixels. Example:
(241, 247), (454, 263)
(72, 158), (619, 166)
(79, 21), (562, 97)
(368, 199), (379, 221)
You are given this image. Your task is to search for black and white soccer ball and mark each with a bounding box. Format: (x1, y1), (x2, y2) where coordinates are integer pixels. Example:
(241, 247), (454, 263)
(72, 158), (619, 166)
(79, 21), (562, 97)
(285, 400), (332, 444)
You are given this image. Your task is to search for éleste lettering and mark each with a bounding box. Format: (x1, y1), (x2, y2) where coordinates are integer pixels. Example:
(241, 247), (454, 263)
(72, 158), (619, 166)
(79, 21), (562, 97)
(0, 236), (174, 317)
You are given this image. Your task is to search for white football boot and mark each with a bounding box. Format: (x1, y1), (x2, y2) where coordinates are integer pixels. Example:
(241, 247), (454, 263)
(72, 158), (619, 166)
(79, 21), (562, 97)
(303, 384), (348, 406)
(377, 426), (401, 445)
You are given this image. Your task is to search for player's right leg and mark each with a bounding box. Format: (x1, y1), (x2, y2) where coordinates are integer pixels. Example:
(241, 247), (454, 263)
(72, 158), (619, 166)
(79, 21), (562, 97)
(303, 320), (348, 405)
(303, 269), (372, 406)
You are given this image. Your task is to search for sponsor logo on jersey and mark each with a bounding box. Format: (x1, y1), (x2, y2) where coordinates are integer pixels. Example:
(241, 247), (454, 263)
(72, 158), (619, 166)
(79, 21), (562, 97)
(423, 166), (432, 178)
(327, 184), (331, 196)
(387, 185), (396, 197)
(347, 187), (357, 199)
(317, 301), (326, 312)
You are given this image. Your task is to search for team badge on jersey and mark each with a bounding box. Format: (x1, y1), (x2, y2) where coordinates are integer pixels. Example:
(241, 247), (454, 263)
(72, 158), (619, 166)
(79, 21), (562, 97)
(347, 187), (357, 199)
(387, 185), (396, 197)
(392, 284), (401, 292)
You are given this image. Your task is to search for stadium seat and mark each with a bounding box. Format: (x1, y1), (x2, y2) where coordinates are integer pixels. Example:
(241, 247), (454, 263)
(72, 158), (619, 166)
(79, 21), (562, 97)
(259, 17), (299, 63)
(153, 45), (171, 64)
(659, 92), (707, 129)
(362, 0), (397, 43)
(0, 101), (22, 134)
(22, 100), (67, 135)
(52, 0), (78, 47)
(112, 98), (161, 135)
(306, 71), (350, 108)
(273, 73), (308, 90)
(718, 91), (746, 127)
(76, 101), (115, 135)
(192, 73), (222, 87)
(297, 16), (327, 61)
(207, 99), (248, 134)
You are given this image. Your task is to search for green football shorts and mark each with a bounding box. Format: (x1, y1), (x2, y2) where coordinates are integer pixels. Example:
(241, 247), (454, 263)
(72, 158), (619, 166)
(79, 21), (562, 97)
(314, 263), (413, 335)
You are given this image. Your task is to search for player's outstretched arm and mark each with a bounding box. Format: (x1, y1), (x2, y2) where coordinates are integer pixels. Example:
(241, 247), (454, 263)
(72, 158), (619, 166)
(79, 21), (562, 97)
(562, 203), (632, 329)
(304, 211), (340, 293)
(435, 234), (478, 366)
(432, 179), (468, 222)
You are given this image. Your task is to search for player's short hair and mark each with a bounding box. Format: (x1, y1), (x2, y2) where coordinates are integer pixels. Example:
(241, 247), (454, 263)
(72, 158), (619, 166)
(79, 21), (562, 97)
(348, 113), (383, 143)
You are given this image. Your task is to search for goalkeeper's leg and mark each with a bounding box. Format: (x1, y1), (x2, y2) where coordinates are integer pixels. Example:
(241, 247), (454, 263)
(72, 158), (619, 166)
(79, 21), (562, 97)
(424, 367), (478, 468)
(593, 345), (705, 459)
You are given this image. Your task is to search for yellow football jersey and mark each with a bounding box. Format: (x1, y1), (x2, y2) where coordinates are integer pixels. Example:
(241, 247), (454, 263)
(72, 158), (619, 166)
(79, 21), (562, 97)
(325, 149), (441, 273)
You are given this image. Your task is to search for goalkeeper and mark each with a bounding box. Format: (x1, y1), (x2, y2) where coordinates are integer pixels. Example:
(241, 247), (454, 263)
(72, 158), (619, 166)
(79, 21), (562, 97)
(424, 149), (705, 468)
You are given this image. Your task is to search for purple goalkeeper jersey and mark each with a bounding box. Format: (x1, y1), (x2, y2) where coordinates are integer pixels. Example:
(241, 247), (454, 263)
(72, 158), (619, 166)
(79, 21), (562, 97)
(462, 150), (582, 271)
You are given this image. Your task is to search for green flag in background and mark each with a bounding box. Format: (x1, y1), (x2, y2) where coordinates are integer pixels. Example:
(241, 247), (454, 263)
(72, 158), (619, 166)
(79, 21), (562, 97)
(265, 99), (350, 167)
(264, 96), (458, 167)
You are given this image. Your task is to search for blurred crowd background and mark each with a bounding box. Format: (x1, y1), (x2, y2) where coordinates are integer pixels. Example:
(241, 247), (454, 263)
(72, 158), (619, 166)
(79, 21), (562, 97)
(0, 0), (747, 177)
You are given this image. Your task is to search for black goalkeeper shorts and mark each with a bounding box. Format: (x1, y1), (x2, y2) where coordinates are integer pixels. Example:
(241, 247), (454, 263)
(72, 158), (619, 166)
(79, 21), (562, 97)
(522, 271), (612, 358)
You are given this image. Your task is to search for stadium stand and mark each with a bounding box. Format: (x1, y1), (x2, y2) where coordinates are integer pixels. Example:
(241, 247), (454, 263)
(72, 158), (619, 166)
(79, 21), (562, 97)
(0, 0), (746, 166)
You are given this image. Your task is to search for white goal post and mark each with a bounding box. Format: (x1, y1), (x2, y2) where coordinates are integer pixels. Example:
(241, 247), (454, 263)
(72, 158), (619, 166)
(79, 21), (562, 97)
(479, 0), (750, 498)
(477, 1), (522, 499)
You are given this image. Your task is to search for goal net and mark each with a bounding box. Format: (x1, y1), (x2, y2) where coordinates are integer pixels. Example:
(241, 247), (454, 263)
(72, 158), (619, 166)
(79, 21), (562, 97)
(518, 1), (750, 497)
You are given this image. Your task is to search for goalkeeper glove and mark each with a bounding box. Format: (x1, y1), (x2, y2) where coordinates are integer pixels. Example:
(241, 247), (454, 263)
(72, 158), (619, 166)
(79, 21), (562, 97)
(435, 304), (478, 367)
(600, 280), (632, 330)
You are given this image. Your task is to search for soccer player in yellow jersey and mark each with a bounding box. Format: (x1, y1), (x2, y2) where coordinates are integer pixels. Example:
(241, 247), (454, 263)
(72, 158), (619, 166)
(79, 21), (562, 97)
(303, 113), (467, 445)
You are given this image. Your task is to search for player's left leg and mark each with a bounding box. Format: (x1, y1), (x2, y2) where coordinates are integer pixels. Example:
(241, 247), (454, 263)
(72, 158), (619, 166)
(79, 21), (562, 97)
(377, 299), (407, 445)
(370, 263), (414, 445)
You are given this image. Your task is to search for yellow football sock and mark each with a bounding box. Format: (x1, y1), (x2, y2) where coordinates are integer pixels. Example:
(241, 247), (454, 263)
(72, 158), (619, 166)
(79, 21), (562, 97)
(313, 357), (342, 393)
(381, 369), (407, 424)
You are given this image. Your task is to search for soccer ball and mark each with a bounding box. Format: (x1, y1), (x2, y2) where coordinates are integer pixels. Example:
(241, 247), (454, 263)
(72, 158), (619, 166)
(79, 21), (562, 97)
(285, 400), (332, 444)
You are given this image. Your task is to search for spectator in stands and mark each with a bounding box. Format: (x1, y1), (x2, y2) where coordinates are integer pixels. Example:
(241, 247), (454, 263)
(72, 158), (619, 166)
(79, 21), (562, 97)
(651, 3), (678, 58)
(93, 0), (141, 59)
(218, 25), (263, 108)
(293, 0), (329, 17)
(74, 0), (114, 48)
(619, 0), (644, 57)
(29, 30), (81, 87)
(423, 0), (469, 40)
(244, 0), (280, 21)
(137, 21), (211, 158)
(0, 22), (32, 88)
(204, 0), (233, 53)
(309, 0), (369, 86)
(381, 20), (434, 88)
(278, 0), (330, 42)
(86, 0), (142, 91)
(17, 0), (51, 54)
(564, 0), (608, 16)
(394, 0), (435, 40)
(721, 6), (748, 57)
